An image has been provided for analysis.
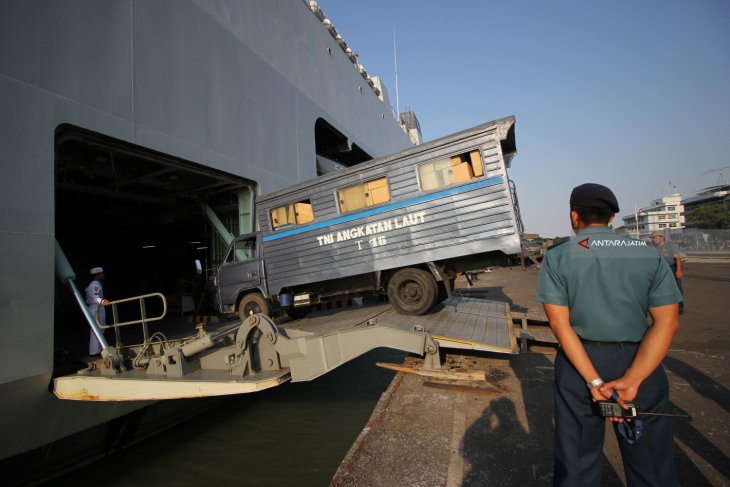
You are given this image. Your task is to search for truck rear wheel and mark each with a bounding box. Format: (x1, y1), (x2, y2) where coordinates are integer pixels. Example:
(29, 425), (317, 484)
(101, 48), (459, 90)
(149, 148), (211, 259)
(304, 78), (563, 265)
(387, 268), (438, 315)
(238, 293), (271, 320)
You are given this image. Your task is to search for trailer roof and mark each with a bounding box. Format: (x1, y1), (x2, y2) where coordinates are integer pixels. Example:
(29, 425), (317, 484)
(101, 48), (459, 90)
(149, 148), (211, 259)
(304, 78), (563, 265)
(258, 115), (516, 203)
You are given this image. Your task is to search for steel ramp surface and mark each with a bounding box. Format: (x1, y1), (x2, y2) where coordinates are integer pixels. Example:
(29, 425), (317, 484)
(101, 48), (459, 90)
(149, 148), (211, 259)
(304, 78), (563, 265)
(282, 296), (518, 354)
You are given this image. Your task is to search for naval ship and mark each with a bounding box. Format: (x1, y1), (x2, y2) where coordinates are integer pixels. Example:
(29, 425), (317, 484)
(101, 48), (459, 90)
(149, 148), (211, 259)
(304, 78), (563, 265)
(0, 1), (420, 481)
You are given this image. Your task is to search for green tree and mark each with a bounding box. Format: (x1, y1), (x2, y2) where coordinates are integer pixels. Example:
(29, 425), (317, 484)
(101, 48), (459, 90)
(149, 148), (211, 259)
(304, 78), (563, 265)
(688, 205), (730, 229)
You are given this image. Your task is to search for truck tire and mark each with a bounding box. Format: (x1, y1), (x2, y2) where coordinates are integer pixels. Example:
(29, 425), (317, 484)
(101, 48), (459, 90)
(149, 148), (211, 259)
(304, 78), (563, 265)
(238, 293), (271, 320)
(387, 268), (438, 315)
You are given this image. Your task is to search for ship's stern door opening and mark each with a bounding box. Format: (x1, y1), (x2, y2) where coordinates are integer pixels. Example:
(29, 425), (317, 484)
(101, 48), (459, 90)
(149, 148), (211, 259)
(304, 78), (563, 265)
(53, 125), (255, 372)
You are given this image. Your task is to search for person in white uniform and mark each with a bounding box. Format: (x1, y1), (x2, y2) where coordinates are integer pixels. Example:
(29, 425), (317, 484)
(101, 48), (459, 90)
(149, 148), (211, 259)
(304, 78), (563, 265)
(85, 266), (110, 355)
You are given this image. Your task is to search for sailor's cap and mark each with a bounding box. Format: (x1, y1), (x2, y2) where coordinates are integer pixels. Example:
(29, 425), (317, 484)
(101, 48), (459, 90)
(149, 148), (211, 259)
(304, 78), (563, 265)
(570, 183), (620, 213)
(90, 266), (104, 275)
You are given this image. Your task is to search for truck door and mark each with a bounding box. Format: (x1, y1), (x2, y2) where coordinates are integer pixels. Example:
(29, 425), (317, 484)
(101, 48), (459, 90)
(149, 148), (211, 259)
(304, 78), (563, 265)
(217, 235), (263, 311)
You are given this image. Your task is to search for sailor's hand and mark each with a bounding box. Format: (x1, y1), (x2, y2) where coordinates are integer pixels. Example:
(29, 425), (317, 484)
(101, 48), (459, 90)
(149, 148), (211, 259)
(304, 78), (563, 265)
(590, 386), (611, 403)
(675, 269), (683, 279)
(600, 379), (638, 403)
(600, 377), (639, 421)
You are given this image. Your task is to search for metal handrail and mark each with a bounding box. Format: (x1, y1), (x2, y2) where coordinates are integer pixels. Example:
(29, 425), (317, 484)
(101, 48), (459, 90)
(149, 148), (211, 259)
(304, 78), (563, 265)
(96, 292), (167, 329)
(95, 293), (167, 346)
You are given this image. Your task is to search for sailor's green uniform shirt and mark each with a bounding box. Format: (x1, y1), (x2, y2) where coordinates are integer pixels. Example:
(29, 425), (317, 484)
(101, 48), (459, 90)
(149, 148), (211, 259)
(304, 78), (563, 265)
(654, 241), (680, 269)
(535, 226), (683, 342)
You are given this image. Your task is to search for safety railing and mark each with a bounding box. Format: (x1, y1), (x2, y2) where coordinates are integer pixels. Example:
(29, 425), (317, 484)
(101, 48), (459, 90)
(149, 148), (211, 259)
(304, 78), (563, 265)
(95, 293), (167, 346)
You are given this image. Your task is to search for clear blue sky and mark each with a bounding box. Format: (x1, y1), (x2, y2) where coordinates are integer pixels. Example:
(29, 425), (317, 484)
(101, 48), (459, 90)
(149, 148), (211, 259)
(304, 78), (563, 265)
(317, 0), (730, 237)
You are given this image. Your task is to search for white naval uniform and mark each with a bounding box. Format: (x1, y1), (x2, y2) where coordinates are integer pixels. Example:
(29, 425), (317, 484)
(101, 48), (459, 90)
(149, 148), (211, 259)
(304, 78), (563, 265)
(85, 279), (106, 355)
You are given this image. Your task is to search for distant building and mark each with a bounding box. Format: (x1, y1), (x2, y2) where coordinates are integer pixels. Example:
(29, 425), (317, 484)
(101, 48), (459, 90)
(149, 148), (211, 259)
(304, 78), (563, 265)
(622, 194), (684, 239)
(399, 111), (422, 146)
(681, 184), (730, 228)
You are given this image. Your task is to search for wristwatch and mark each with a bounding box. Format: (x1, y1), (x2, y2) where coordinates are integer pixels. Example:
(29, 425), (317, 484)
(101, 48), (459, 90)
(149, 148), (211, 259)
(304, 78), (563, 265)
(587, 378), (604, 389)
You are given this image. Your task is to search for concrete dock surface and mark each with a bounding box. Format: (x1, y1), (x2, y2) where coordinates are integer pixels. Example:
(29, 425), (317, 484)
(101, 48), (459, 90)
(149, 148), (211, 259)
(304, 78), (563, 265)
(331, 263), (730, 486)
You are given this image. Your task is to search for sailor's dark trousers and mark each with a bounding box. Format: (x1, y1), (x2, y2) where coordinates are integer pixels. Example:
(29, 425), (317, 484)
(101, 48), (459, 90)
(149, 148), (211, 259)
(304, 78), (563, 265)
(553, 343), (677, 487)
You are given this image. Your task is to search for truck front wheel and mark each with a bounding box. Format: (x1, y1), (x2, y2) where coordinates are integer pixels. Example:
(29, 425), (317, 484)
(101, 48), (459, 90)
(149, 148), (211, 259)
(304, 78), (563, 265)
(238, 293), (271, 320)
(387, 268), (438, 315)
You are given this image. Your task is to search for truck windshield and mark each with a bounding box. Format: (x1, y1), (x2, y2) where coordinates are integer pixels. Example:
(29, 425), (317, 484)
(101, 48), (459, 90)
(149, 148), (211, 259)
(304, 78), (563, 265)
(226, 238), (256, 263)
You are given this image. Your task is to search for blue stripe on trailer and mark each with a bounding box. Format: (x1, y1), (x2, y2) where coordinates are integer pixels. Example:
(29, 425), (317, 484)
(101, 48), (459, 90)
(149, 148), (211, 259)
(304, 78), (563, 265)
(262, 176), (505, 242)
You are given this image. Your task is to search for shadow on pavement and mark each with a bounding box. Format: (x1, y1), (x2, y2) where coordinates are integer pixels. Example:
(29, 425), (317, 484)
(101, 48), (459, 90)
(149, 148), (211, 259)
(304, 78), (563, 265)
(670, 401), (717, 487)
(664, 356), (729, 413)
(459, 352), (629, 486)
(663, 356), (730, 484)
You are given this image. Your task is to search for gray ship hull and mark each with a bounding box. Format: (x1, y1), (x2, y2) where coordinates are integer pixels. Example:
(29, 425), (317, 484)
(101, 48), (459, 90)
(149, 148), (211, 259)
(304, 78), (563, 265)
(0, 0), (413, 472)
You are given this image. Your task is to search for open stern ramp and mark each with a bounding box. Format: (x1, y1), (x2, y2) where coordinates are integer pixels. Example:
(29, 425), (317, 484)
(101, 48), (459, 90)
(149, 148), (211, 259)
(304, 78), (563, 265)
(378, 297), (518, 353)
(54, 297), (516, 401)
(282, 296), (518, 355)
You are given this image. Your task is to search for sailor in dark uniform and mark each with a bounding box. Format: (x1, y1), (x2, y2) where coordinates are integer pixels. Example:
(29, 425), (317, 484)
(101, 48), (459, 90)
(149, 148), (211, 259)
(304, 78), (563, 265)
(535, 183), (682, 487)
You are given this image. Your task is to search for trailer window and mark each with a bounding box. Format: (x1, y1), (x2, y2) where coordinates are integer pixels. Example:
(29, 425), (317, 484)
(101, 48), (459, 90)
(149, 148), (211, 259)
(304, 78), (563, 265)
(337, 177), (391, 213)
(418, 149), (483, 191)
(270, 199), (314, 229)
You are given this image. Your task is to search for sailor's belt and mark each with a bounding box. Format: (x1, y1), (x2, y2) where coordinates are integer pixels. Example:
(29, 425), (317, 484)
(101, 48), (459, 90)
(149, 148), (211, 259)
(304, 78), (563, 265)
(580, 338), (640, 348)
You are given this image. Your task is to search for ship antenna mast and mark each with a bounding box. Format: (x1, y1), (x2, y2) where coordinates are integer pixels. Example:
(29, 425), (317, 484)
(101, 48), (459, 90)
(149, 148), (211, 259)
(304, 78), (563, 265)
(393, 29), (400, 117)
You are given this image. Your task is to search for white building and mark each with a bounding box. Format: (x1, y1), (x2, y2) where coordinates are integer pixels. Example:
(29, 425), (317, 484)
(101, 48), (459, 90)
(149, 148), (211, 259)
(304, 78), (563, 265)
(622, 194), (684, 239)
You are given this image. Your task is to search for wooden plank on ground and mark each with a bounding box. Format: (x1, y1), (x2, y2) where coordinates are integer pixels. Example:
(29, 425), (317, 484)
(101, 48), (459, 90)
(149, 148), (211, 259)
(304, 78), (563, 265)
(375, 362), (486, 381)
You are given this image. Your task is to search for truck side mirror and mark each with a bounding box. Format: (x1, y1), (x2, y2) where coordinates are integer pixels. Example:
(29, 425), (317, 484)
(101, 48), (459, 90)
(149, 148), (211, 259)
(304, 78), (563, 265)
(194, 259), (203, 275)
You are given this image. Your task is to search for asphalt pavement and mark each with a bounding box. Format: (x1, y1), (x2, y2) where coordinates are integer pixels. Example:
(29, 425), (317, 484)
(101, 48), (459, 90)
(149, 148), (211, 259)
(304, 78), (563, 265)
(331, 263), (730, 486)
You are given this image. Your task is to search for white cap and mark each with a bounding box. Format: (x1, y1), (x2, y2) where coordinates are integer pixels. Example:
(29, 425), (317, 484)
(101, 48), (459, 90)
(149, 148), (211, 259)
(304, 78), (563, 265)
(90, 267), (104, 275)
